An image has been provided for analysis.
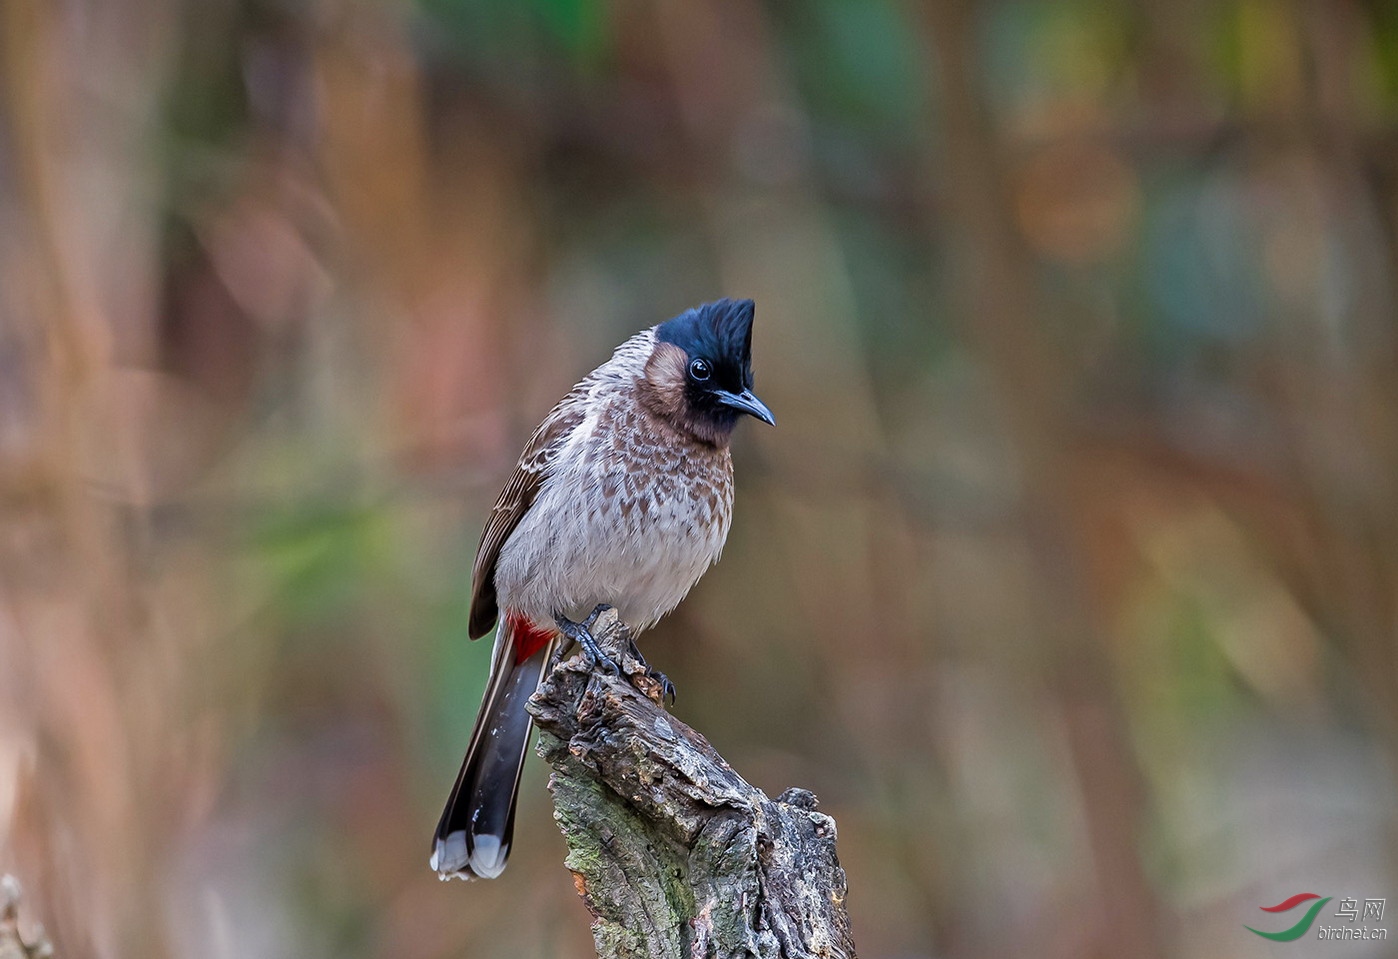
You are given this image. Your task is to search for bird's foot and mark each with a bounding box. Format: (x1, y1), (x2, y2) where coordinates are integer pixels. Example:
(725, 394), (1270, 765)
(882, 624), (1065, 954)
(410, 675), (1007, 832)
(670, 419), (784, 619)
(554, 605), (619, 675)
(625, 636), (676, 705)
(553, 606), (675, 704)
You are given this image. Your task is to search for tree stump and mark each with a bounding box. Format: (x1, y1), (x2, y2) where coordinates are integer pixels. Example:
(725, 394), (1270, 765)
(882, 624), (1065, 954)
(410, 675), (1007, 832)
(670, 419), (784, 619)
(528, 609), (855, 959)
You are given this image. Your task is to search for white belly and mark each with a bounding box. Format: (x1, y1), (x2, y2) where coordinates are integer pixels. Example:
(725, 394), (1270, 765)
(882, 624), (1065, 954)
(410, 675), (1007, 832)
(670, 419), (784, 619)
(492, 419), (733, 632)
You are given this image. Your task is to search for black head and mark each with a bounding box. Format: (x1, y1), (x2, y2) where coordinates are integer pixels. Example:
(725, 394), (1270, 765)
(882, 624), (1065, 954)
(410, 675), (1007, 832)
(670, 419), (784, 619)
(647, 298), (775, 444)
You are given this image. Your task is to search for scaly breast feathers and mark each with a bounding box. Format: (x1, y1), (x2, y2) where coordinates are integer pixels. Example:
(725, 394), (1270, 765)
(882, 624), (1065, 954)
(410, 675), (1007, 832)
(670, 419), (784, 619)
(493, 411), (733, 632)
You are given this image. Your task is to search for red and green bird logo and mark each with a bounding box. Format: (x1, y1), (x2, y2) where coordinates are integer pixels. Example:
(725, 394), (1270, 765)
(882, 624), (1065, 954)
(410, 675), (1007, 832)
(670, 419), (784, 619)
(1245, 893), (1332, 942)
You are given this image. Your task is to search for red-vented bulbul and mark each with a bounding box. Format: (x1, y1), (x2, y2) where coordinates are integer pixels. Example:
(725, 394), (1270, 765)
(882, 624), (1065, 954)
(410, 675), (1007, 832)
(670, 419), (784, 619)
(432, 298), (774, 879)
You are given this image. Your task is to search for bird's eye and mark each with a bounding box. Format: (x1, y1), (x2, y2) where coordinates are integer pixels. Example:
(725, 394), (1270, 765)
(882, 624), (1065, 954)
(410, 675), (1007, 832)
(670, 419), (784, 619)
(689, 358), (712, 381)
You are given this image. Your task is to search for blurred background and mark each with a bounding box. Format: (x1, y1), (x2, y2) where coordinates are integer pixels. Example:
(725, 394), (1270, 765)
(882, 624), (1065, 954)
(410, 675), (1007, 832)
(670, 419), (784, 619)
(2, 0), (1397, 957)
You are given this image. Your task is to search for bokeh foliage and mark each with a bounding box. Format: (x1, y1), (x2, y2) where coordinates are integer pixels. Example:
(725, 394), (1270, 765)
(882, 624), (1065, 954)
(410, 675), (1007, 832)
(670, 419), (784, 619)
(1, 1), (1397, 958)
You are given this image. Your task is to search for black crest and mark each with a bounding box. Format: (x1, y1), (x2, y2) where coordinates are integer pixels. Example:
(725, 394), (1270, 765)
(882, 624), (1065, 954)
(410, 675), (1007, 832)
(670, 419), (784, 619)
(655, 298), (755, 392)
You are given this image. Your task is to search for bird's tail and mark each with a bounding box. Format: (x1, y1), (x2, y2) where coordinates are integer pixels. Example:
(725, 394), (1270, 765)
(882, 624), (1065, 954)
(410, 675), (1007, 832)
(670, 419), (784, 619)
(432, 613), (557, 879)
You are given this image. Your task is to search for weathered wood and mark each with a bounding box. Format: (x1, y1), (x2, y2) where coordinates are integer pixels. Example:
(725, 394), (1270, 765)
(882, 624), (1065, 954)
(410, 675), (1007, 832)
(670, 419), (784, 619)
(528, 609), (855, 959)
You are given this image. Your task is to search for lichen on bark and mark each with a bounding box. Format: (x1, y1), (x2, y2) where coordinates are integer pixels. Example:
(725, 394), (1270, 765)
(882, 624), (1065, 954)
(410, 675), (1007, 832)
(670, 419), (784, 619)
(528, 609), (855, 959)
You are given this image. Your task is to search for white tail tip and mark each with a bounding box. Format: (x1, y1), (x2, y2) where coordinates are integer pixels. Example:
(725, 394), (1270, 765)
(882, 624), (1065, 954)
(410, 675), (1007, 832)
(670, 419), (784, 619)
(431, 830), (508, 880)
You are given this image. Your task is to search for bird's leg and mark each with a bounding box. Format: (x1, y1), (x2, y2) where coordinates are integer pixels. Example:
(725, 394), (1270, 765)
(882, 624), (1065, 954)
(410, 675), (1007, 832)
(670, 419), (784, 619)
(624, 636), (676, 705)
(554, 605), (619, 675)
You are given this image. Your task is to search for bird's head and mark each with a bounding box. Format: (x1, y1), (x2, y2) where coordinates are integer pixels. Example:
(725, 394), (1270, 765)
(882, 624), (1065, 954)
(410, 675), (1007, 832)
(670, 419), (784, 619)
(641, 298), (775, 446)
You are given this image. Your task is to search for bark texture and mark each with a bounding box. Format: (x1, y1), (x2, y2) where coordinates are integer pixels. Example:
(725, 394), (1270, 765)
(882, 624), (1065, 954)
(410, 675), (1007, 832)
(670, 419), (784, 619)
(528, 609), (855, 959)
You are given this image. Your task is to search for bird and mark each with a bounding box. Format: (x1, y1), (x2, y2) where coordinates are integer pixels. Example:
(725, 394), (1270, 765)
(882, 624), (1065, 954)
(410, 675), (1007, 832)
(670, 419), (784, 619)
(431, 298), (774, 880)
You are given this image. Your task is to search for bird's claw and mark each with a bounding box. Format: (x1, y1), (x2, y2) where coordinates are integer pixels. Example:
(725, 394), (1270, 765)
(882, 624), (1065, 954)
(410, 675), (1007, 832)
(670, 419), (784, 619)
(626, 636), (676, 705)
(554, 606), (676, 704)
(555, 605), (620, 675)
(649, 671), (677, 705)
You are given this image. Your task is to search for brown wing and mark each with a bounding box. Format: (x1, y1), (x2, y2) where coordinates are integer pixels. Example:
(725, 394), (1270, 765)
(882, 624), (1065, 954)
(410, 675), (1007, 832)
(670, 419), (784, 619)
(467, 391), (587, 638)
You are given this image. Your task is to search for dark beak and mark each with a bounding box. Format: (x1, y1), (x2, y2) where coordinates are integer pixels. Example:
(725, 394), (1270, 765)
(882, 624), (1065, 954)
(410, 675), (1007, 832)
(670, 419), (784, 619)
(715, 388), (776, 426)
